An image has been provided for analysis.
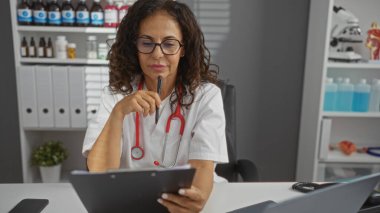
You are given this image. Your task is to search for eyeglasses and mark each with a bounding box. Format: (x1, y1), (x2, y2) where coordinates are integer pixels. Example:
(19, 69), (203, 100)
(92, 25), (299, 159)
(136, 37), (183, 55)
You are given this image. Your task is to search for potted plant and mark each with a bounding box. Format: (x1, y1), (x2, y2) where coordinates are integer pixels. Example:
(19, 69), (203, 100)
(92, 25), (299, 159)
(32, 140), (68, 183)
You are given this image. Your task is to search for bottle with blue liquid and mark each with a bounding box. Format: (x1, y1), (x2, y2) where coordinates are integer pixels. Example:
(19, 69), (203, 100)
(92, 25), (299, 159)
(336, 78), (354, 112)
(352, 79), (371, 112)
(323, 78), (337, 111)
(369, 79), (380, 112)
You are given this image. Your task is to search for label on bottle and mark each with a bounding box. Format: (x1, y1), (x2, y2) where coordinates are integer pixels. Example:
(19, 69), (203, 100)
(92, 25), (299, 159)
(91, 12), (104, 25)
(29, 46), (36, 57)
(105, 9), (118, 24)
(17, 9), (32, 23)
(48, 11), (62, 25)
(46, 48), (53, 58)
(21, 47), (27, 57)
(33, 10), (47, 24)
(38, 47), (45, 57)
(76, 11), (90, 24)
(62, 10), (75, 24)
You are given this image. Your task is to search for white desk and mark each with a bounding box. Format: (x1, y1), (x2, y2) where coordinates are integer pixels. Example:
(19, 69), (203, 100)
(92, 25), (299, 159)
(0, 182), (303, 213)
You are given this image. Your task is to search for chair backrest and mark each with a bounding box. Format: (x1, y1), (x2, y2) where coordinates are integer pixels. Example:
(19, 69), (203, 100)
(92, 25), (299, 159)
(216, 81), (238, 181)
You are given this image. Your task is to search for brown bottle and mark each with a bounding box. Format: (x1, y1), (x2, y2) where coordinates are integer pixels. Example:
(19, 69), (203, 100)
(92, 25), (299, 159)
(90, 0), (104, 27)
(46, 37), (54, 58)
(17, 0), (32, 25)
(31, 0), (47, 26)
(20, 37), (29, 57)
(38, 37), (46, 58)
(29, 37), (37, 58)
(47, 0), (61, 26)
(61, 0), (75, 26)
(75, 0), (90, 26)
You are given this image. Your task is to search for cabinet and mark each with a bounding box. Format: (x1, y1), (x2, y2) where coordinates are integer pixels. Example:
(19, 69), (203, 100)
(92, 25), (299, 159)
(297, 0), (380, 181)
(9, 0), (116, 182)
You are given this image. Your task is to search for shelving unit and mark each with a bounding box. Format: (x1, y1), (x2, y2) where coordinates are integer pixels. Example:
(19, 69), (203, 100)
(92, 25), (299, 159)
(297, 0), (380, 181)
(10, 0), (115, 183)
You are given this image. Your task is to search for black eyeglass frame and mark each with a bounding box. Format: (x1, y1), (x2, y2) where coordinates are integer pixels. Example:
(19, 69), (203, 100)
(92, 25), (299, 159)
(136, 37), (184, 55)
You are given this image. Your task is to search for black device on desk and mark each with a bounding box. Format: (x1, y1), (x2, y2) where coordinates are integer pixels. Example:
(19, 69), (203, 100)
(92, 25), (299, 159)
(9, 198), (49, 213)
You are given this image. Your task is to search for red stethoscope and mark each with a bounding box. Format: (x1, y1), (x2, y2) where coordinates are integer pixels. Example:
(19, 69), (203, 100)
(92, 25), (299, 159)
(130, 80), (185, 168)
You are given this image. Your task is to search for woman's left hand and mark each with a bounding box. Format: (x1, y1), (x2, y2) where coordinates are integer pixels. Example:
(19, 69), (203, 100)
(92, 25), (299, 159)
(158, 185), (207, 213)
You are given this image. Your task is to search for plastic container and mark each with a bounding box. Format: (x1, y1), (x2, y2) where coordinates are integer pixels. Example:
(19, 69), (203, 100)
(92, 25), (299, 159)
(17, 0), (32, 25)
(336, 78), (354, 112)
(55, 35), (68, 59)
(87, 35), (97, 59)
(90, 0), (104, 27)
(67, 43), (76, 59)
(47, 0), (61, 26)
(323, 78), (337, 111)
(61, 0), (75, 26)
(32, 0), (47, 25)
(117, 0), (129, 25)
(369, 79), (380, 112)
(98, 43), (108, 59)
(352, 79), (371, 112)
(75, 0), (90, 26)
(104, 0), (118, 27)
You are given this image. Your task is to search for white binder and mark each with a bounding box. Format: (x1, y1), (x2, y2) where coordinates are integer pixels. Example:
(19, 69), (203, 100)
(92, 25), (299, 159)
(35, 66), (54, 128)
(52, 66), (70, 127)
(69, 66), (87, 128)
(18, 66), (39, 128)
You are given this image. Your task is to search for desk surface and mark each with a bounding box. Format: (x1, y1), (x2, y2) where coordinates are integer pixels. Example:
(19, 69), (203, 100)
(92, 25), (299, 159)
(0, 182), (303, 213)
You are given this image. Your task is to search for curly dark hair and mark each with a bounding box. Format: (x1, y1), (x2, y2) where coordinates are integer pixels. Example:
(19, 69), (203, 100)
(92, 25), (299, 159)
(108, 0), (218, 110)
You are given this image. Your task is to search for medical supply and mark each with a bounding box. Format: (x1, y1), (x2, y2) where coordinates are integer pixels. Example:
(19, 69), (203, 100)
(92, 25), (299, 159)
(336, 78), (354, 111)
(352, 79), (370, 112)
(97, 43), (108, 60)
(47, 0), (61, 26)
(29, 37), (36, 58)
(31, 0), (47, 26)
(67, 43), (77, 59)
(132, 80), (185, 168)
(20, 37), (28, 57)
(76, 0), (90, 26)
(117, 0), (129, 25)
(104, 0), (118, 27)
(369, 79), (380, 112)
(61, 0), (75, 26)
(46, 37), (54, 58)
(55, 36), (68, 59)
(38, 37), (46, 58)
(323, 78), (337, 111)
(17, 0), (32, 25)
(87, 35), (98, 59)
(90, 0), (104, 27)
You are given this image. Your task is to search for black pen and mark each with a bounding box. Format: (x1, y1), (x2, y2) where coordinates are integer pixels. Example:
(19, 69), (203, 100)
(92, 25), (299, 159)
(156, 76), (162, 124)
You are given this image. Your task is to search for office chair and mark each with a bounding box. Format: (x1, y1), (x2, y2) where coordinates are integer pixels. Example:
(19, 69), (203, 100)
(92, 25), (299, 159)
(216, 81), (259, 182)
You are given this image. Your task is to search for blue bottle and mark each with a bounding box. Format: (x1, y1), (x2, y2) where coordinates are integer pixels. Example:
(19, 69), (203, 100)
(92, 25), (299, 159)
(323, 78), (337, 111)
(352, 79), (371, 112)
(336, 78), (354, 112)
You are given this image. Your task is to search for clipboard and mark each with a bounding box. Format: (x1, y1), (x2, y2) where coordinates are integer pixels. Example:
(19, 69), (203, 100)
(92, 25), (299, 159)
(69, 166), (196, 213)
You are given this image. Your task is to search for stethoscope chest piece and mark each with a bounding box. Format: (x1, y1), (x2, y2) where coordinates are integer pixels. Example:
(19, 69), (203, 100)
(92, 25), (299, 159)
(131, 146), (144, 160)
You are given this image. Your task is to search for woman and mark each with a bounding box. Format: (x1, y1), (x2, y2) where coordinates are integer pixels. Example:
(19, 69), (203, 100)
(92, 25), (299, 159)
(82, 0), (228, 212)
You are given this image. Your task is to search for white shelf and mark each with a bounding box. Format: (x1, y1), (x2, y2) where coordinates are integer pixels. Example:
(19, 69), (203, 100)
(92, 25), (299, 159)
(327, 62), (380, 69)
(322, 112), (380, 118)
(320, 150), (380, 164)
(17, 26), (117, 34)
(20, 58), (109, 65)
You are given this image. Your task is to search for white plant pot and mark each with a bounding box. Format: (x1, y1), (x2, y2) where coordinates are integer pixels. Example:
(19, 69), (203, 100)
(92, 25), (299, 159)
(39, 164), (62, 183)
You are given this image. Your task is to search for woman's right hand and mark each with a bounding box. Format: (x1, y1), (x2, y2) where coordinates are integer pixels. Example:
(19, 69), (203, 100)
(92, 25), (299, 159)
(114, 90), (161, 118)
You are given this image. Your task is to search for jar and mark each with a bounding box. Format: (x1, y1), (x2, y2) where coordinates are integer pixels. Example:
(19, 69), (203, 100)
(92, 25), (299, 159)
(55, 35), (68, 59)
(86, 35), (97, 59)
(98, 43), (108, 60)
(67, 43), (76, 59)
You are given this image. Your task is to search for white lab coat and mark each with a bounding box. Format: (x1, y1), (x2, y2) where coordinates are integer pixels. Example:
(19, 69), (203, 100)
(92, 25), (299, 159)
(82, 80), (229, 181)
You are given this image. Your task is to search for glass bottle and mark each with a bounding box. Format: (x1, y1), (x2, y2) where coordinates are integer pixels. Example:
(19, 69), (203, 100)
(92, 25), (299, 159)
(20, 37), (29, 57)
(38, 37), (46, 58)
(29, 37), (37, 58)
(75, 0), (90, 26)
(17, 0), (33, 25)
(87, 35), (98, 59)
(47, 0), (61, 26)
(61, 0), (75, 26)
(46, 37), (54, 58)
(31, 0), (47, 26)
(90, 0), (104, 27)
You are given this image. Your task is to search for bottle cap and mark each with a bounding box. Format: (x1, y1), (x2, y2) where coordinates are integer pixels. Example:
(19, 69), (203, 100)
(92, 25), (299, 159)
(344, 78), (350, 84)
(326, 78), (333, 84)
(360, 79), (367, 84)
(88, 35), (97, 41)
(57, 35), (67, 40)
(68, 43), (76, 48)
(98, 43), (107, 48)
(107, 34), (116, 39)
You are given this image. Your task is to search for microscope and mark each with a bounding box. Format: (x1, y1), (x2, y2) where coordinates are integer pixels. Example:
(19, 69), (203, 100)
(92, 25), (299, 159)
(328, 6), (363, 62)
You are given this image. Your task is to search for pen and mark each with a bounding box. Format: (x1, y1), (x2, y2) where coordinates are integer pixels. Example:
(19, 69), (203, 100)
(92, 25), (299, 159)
(156, 76), (162, 124)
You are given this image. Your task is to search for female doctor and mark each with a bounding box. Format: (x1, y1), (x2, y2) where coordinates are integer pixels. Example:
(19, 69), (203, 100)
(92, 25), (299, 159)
(82, 0), (228, 212)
